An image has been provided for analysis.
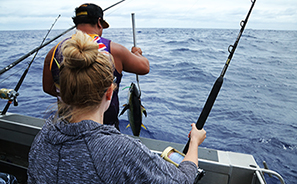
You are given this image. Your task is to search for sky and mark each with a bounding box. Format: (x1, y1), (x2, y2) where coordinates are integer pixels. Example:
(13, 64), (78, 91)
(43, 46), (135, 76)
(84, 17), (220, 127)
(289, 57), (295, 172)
(0, 0), (296, 31)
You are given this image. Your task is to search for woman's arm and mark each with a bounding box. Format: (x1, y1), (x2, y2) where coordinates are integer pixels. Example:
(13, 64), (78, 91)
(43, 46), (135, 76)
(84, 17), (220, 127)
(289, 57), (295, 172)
(182, 123), (206, 166)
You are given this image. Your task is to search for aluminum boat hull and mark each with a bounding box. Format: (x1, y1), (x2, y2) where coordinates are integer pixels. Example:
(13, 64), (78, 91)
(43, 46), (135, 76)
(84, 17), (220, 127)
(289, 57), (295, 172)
(0, 112), (284, 184)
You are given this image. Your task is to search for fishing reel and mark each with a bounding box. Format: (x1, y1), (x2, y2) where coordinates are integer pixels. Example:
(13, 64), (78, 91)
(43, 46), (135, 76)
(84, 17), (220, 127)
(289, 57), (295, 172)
(0, 88), (19, 106)
(161, 147), (205, 183)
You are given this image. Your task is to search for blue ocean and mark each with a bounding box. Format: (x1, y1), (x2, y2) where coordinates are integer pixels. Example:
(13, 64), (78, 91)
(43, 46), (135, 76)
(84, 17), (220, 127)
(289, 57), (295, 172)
(0, 28), (296, 183)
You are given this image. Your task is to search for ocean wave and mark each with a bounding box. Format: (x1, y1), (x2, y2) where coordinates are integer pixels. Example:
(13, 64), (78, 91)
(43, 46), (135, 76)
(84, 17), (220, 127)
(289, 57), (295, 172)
(1, 28), (297, 183)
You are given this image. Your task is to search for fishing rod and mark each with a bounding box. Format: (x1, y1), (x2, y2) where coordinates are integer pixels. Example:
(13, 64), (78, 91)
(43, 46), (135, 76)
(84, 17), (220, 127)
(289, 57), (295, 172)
(1, 15), (61, 115)
(0, 0), (126, 76)
(0, 26), (73, 76)
(131, 13), (141, 95)
(0, 0), (127, 115)
(182, 0), (256, 154)
(104, 0), (126, 11)
(131, 13), (137, 47)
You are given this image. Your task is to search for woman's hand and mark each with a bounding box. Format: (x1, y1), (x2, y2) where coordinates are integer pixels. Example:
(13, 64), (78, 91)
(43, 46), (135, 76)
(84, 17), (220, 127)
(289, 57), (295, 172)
(188, 123), (206, 146)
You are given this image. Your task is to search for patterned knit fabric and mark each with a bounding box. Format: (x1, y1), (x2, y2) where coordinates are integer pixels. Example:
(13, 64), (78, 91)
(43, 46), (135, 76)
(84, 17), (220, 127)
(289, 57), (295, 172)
(27, 116), (198, 183)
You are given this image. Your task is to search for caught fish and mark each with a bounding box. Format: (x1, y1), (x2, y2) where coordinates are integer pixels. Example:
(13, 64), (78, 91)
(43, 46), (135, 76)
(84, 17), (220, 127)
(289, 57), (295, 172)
(119, 82), (147, 136)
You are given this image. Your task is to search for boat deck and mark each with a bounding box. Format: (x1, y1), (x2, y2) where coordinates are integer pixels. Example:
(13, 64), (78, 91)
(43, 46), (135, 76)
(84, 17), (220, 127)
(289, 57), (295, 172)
(0, 113), (279, 184)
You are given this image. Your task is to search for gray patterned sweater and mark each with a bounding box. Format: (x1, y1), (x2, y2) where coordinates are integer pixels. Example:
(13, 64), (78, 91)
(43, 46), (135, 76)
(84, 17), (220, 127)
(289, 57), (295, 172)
(27, 116), (198, 183)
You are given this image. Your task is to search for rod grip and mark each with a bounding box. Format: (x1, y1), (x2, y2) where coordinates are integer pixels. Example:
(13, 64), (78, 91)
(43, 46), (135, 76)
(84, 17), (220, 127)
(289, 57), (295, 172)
(183, 76), (223, 154)
(196, 76), (223, 129)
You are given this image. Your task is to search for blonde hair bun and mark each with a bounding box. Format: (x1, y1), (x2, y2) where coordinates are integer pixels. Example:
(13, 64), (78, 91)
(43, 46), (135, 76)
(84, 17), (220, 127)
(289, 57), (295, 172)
(62, 30), (99, 70)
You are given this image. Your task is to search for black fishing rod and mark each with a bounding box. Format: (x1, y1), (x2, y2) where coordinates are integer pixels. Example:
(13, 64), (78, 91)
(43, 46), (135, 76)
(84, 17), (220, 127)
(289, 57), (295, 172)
(0, 26), (73, 76)
(183, 0), (256, 154)
(104, 0), (126, 11)
(0, 0), (127, 115)
(0, 0), (126, 76)
(1, 15), (61, 115)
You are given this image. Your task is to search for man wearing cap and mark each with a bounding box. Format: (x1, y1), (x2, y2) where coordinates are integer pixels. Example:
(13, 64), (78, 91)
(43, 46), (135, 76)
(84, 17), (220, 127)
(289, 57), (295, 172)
(42, 3), (149, 130)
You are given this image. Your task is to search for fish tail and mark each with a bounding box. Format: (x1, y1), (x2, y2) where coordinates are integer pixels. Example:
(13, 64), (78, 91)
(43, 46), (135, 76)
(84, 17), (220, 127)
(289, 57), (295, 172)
(141, 124), (147, 130)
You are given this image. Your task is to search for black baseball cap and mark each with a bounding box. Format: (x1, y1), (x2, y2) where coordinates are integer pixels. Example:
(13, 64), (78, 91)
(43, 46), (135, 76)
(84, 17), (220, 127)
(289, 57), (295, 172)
(72, 3), (109, 28)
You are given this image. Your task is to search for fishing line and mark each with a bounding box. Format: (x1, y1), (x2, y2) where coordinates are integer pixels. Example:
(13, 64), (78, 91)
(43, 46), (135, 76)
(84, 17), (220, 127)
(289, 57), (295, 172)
(103, 0), (126, 12)
(0, 53), (44, 84)
(0, 66), (26, 84)
(104, 0), (133, 17)
(180, 0), (200, 18)
(182, 0), (256, 154)
(1, 0), (128, 114)
(1, 14), (60, 115)
(0, 0), (127, 76)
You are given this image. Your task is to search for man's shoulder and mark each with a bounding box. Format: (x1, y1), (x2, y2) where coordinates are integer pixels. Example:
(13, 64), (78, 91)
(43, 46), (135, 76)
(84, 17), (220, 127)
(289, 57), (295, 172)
(110, 41), (128, 54)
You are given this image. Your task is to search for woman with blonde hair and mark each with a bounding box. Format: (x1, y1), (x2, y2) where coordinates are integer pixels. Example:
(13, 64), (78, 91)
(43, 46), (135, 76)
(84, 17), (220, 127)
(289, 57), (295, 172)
(28, 31), (206, 183)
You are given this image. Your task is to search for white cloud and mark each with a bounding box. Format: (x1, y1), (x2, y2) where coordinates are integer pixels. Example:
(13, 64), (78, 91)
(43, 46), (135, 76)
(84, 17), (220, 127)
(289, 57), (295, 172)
(0, 0), (296, 30)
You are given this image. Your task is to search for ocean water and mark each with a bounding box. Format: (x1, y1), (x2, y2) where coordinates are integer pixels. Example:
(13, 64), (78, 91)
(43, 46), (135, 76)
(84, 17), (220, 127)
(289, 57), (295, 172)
(0, 28), (296, 183)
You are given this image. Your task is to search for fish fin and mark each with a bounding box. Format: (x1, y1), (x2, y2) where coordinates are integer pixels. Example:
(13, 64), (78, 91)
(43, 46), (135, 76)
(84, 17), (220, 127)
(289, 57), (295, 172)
(119, 104), (129, 116)
(141, 105), (147, 117)
(141, 124), (147, 130)
(126, 124), (131, 128)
